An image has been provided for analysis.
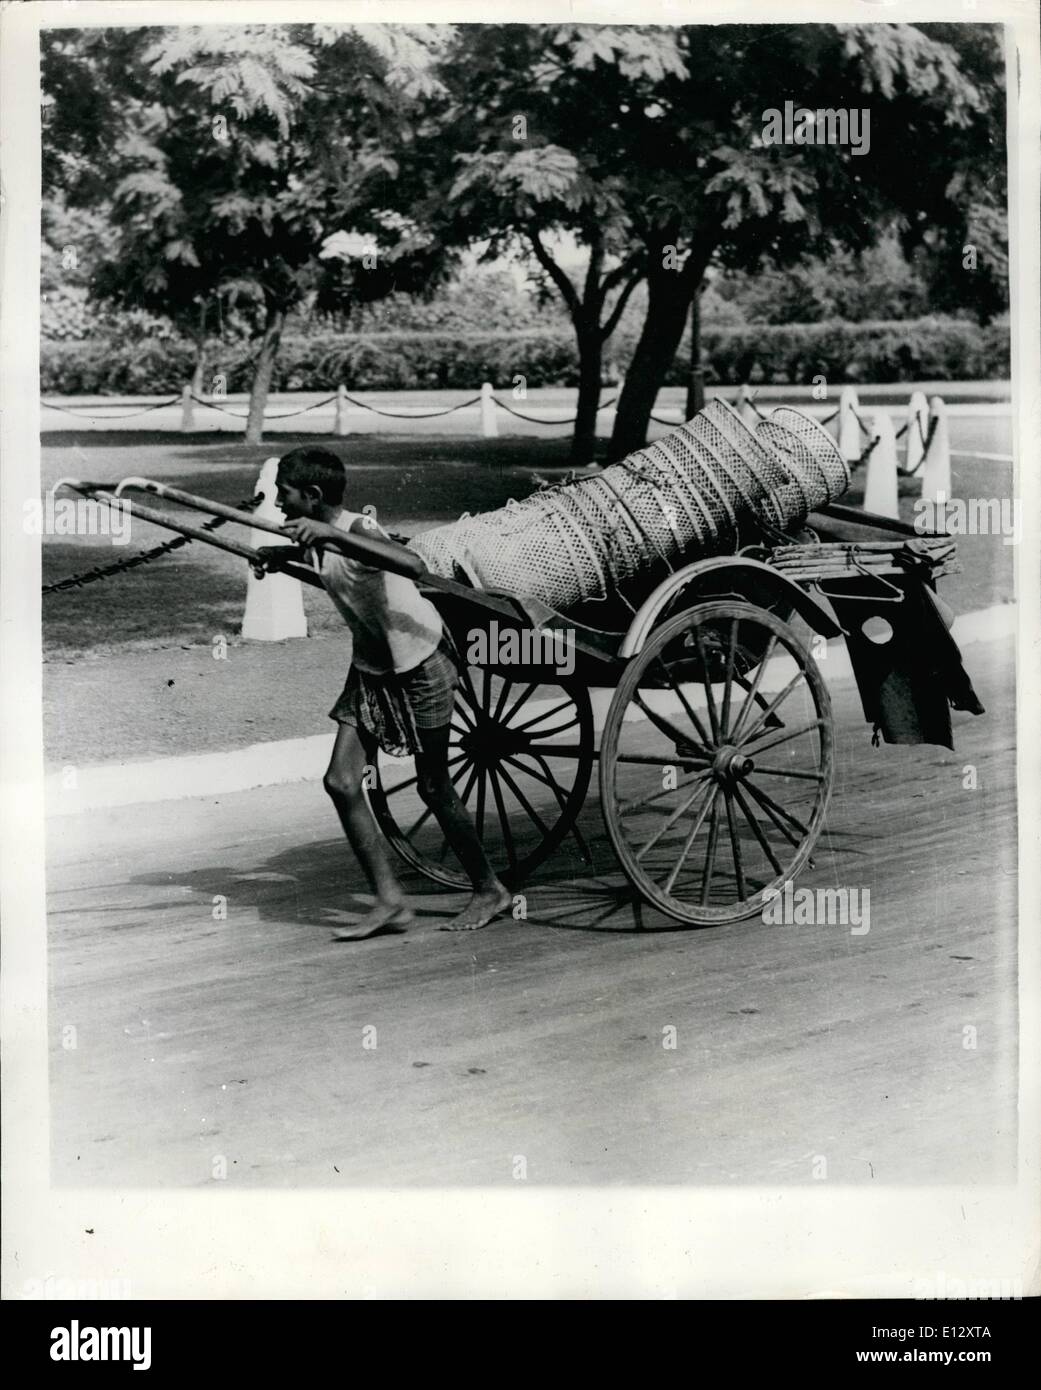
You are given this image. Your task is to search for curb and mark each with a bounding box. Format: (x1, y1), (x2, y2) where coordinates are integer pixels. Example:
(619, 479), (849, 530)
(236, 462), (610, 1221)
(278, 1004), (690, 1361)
(45, 603), (1016, 816)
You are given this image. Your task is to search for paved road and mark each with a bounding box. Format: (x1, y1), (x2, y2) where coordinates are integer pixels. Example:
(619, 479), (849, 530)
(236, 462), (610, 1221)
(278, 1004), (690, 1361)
(48, 638), (1017, 1188)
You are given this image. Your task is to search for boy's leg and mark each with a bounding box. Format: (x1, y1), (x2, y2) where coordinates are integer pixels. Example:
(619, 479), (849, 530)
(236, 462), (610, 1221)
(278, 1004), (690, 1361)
(414, 722), (512, 932)
(324, 723), (413, 940)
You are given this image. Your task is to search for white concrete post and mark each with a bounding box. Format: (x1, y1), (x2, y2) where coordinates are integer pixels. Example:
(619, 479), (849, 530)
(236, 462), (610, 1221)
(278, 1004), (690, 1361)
(334, 383), (349, 436)
(480, 381), (499, 438)
(921, 396), (952, 505)
(241, 456), (308, 641)
(838, 386), (861, 463)
(180, 384), (195, 433)
(863, 410), (900, 519)
(905, 390), (930, 475)
(737, 383), (758, 432)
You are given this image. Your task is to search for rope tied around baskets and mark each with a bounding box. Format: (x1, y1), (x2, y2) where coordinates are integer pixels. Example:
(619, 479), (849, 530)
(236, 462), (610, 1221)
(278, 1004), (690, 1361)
(409, 400), (851, 612)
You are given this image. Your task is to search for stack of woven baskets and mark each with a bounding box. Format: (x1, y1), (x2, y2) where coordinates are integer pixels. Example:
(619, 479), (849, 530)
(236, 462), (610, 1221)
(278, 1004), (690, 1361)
(409, 399), (849, 611)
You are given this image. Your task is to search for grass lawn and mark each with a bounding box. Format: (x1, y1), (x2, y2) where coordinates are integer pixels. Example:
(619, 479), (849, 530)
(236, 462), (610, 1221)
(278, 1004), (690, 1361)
(41, 434), (580, 656)
(41, 424), (1013, 659)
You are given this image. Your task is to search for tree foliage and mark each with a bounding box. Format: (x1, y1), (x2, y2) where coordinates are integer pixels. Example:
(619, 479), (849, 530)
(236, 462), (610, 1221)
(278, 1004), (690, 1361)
(42, 23), (457, 437)
(41, 21), (1007, 454)
(415, 21), (1007, 456)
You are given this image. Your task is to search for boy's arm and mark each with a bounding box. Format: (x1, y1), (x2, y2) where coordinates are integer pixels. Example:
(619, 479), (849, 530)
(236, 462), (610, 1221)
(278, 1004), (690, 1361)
(280, 516), (425, 578)
(334, 517), (426, 578)
(251, 546), (324, 588)
(348, 514), (412, 548)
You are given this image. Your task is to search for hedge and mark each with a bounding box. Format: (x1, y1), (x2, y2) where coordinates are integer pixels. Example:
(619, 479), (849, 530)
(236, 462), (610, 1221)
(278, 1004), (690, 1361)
(41, 318), (1008, 397)
(683, 317), (1009, 387)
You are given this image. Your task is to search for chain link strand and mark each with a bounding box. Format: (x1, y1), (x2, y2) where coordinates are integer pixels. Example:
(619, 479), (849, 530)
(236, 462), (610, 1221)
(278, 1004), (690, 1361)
(42, 494), (262, 595)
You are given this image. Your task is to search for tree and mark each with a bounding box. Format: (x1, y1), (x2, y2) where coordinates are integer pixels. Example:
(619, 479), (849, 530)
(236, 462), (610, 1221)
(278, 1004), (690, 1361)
(418, 26), (689, 464)
(604, 21), (1005, 457)
(43, 24), (456, 441)
(421, 21), (1005, 460)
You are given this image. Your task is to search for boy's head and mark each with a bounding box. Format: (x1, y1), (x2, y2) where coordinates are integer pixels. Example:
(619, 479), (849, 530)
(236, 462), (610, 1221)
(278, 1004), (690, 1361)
(275, 447), (346, 519)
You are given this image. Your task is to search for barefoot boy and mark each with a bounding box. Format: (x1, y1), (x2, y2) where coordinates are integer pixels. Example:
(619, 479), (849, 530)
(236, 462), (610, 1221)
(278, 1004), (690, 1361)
(274, 446), (511, 939)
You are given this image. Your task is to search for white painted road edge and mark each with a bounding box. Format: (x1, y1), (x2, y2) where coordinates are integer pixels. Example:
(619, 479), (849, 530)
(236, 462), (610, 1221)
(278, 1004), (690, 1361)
(45, 602), (1016, 815)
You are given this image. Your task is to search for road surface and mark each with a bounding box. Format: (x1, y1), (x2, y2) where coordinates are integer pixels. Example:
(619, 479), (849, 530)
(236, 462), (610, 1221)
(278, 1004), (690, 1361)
(47, 637), (1017, 1187)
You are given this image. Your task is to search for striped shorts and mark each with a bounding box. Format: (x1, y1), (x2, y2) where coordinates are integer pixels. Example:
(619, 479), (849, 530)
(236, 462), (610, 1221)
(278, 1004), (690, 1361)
(329, 639), (460, 755)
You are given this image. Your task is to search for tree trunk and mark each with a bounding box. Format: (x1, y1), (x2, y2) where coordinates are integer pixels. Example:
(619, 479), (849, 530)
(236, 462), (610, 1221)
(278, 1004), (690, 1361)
(571, 318), (604, 466)
(609, 269), (695, 461)
(190, 341), (206, 397)
(245, 305), (285, 446)
(190, 300), (207, 396)
(685, 284), (706, 420)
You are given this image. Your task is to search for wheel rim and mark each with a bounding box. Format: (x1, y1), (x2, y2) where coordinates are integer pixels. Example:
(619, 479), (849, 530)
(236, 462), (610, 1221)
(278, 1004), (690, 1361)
(600, 601), (833, 925)
(369, 665), (594, 889)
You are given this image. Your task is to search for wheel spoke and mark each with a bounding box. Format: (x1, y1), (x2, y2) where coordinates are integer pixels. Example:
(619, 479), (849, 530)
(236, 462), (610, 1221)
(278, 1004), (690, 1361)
(728, 634), (777, 743)
(635, 773), (714, 862)
(720, 619), (739, 739)
(524, 743), (588, 760)
(497, 762), (553, 840)
(750, 764), (825, 782)
(694, 629), (721, 744)
(744, 778), (812, 839)
(618, 768), (714, 816)
(475, 768), (487, 840)
(699, 791), (721, 905)
(382, 770), (420, 798)
(633, 692), (712, 759)
(505, 753), (569, 803)
(501, 681), (539, 724)
(526, 752), (595, 866)
(723, 788), (746, 900)
(491, 675), (515, 723)
(743, 780), (803, 849)
(459, 663), (482, 706)
(653, 657), (713, 748)
(518, 713), (582, 741)
(381, 751), (467, 800)
(512, 696), (574, 735)
(612, 751), (707, 768)
(742, 718), (824, 757)
(731, 783), (783, 876)
(440, 762), (481, 862)
(453, 699), (476, 731)
(405, 802), (436, 840)
(455, 761), (481, 808)
(664, 786), (719, 894)
(731, 674), (783, 730)
(737, 671), (806, 746)
(488, 767), (518, 872)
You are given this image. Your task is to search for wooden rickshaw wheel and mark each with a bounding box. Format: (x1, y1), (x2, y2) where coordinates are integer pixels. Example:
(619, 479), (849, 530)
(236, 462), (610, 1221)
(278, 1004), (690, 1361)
(599, 601), (834, 926)
(368, 662), (595, 890)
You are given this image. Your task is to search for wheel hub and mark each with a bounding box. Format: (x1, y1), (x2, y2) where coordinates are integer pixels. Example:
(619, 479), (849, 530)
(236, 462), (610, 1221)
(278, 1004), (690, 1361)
(712, 744), (755, 782)
(460, 720), (531, 764)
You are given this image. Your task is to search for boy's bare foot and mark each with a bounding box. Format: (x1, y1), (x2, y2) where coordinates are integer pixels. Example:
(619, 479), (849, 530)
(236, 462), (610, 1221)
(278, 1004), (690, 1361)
(440, 883), (512, 932)
(332, 903), (414, 942)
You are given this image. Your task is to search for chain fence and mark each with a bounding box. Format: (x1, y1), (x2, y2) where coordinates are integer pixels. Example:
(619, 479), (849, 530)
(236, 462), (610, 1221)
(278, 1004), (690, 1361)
(43, 388), (628, 428)
(43, 385), (938, 476)
(41, 396), (182, 420)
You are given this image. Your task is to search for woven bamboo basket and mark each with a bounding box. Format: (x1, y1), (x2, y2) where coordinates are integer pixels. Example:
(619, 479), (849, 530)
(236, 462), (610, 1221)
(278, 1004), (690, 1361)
(408, 400), (849, 611)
